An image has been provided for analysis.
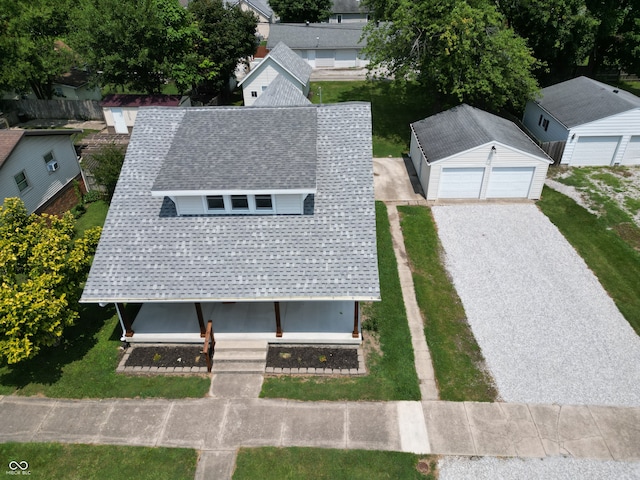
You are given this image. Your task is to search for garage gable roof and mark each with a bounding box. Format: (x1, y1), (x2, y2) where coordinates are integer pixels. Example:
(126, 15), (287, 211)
(411, 104), (551, 164)
(536, 76), (640, 128)
(239, 42), (312, 88)
(267, 23), (366, 50)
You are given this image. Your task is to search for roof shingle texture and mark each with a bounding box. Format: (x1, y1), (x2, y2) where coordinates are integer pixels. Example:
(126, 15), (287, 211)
(0, 130), (25, 169)
(252, 75), (312, 107)
(267, 23), (366, 50)
(267, 42), (313, 85)
(536, 76), (640, 128)
(152, 107), (316, 191)
(411, 104), (550, 163)
(82, 103), (379, 302)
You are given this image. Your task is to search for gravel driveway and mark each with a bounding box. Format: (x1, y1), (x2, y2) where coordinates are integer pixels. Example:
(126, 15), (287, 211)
(431, 204), (640, 406)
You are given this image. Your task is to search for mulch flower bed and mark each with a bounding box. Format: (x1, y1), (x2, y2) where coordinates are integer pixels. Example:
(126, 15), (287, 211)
(266, 346), (358, 370)
(124, 345), (205, 368)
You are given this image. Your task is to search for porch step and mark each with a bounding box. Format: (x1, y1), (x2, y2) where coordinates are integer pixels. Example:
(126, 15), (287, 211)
(211, 360), (266, 374)
(211, 340), (268, 374)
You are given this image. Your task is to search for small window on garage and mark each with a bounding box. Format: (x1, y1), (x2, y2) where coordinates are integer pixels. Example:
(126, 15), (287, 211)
(542, 119), (549, 131)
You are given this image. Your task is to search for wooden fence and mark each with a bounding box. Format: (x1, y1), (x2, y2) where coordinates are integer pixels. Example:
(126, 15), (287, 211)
(0, 99), (103, 122)
(541, 141), (566, 165)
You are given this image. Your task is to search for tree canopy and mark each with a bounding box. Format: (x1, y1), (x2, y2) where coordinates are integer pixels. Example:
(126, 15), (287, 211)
(269, 0), (332, 23)
(0, 199), (101, 364)
(363, 0), (540, 111)
(0, 0), (75, 99)
(89, 144), (126, 203)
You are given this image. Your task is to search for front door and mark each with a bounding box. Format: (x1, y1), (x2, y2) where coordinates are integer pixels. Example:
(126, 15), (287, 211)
(111, 108), (128, 134)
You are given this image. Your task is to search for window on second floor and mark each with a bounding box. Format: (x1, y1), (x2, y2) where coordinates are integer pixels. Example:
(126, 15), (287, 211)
(43, 151), (59, 173)
(14, 170), (30, 192)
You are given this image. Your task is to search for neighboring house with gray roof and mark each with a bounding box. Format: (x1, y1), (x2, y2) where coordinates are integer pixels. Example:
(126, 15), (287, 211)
(238, 42), (312, 106)
(252, 75), (312, 107)
(267, 23), (369, 68)
(0, 129), (84, 214)
(222, 0), (275, 37)
(522, 76), (640, 166)
(410, 104), (552, 200)
(81, 103), (378, 345)
(329, 0), (370, 23)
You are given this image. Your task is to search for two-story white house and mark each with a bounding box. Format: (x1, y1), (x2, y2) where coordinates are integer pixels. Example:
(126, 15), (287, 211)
(81, 103), (379, 345)
(329, 0), (370, 23)
(522, 76), (640, 166)
(0, 129), (84, 214)
(239, 42), (312, 106)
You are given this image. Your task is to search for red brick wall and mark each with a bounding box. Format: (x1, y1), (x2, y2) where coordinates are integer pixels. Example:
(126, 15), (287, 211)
(36, 175), (86, 217)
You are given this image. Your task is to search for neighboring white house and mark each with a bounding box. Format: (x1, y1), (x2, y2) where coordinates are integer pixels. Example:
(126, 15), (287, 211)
(329, 0), (370, 23)
(2, 69), (101, 101)
(233, 0), (276, 38)
(410, 104), (552, 200)
(239, 42), (312, 106)
(267, 23), (369, 69)
(0, 129), (83, 214)
(522, 76), (640, 166)
(101, 94), (191, 134)
(81, 103), (379, 345)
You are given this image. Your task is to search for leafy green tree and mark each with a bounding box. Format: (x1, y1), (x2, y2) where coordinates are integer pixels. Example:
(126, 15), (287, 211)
(187, 0), (257, 96)
(585, 0), (640, 76)
(0, 198), (101, 364)
(497, 0), (598, 83)
(89, 144), (126, 203)
(0, 0), (74, 99)
(70, 0), (200, 94)
(363, 0), (540, 111)
(269, 0), (332, 23)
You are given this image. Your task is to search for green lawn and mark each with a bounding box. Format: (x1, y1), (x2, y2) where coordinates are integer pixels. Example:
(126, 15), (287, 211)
(74, 200), (109, 237)
(0, 443), (196, 480)
(233, 447), (437, 480)
(260, 202), (421, 401)
(309, 81), (438, 157)
(538, 186), (640, 335)
(398, 206), (498, 402)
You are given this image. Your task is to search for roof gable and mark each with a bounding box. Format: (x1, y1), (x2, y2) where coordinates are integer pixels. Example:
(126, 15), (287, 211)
(412, 104), (551, 163)
(252, 75), (312, 107)
(239, 42), (312, 88)
(0, 130), (25, 168)
(536, 76), (640, 128)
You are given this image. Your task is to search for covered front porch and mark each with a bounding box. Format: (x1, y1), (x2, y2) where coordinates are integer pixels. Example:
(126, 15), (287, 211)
(115, 300), (362, 345)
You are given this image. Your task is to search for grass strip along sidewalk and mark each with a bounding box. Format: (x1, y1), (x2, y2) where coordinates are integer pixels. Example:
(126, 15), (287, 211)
(539, 186), (640, 336)
(398, 205), (498, 402)
(0, 443), (197, 479)
(233, 447), (437, 480)
(261, 202), (421, 401)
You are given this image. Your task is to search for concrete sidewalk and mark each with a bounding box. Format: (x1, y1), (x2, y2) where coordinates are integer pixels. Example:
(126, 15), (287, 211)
(1, 395), (638, 464)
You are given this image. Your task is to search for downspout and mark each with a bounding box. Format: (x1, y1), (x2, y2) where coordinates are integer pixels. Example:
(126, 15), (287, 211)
(112, 303), (127, 341)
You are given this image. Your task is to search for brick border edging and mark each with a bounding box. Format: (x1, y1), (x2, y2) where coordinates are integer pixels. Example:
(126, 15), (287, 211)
(116, 345), (209, 375)
(264, 345), (366, 376)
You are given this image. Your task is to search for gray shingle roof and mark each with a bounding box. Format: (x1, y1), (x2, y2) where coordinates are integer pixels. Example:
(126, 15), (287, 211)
(411, 104), (551, 164)
(536, 76), (640, 128)
(252, 75), (312, 107)
(224, 0), (273, 19)
(152, 107), (316, 192)
(81, 103), (379, 303)
(239, 42), (311, 89)
(267, 23), (366, 50)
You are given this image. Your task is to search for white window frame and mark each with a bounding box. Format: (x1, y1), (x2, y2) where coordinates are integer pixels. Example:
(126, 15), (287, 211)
(14, 170), (30, 193)
(202, 194), (276, 214)
(43, 150), (58, 173)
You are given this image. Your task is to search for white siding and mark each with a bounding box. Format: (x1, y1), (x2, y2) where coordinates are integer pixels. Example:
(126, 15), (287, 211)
(0, 135), (81, 213)
(621, 136), (640, 165)
(561, 109), (640, 165)
(423, 144), (549, 200)
(241, 60), (306, 106)
(522, 101), (569, 143)
(329, 13), (369, 23)
(174, 196), (205, 215)
(410, 133), (430, 194)
(103, 107), (137, 129)
(275, 193), (303, 214)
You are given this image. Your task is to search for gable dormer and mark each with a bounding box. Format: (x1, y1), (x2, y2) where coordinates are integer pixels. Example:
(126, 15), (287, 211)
(149, 107), (317, 216)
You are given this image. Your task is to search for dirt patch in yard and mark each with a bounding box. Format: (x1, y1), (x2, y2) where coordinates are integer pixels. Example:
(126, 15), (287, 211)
(125, 345), (204, 368)
(267, 346), (358, 370)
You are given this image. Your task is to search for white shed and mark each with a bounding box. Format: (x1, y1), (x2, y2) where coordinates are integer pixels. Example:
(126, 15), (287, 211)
(238, 42), (312, 107)
(101, 94), (191, 134)
(522, 76), (640, 166)
(410, 104), (552, 200)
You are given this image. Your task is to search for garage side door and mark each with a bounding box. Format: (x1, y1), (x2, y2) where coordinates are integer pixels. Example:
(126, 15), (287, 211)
(486, 167), (535, 198)
(315, 50), (335, 67)
(622, 136), (640, 165)
(438, 167), (484, 199)
(572, 136), (620, 165)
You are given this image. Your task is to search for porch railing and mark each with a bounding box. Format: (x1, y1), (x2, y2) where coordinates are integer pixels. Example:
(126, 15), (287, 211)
(203, 320), (215, 373)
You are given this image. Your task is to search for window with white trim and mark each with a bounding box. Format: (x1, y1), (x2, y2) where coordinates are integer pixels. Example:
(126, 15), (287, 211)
(43, 151), (58, 173)
(14, 171), (30, 192)
(251, 91), (258, 97)
(206, 195), (225, 211)
(231, 194), (249, 210)
(255, 194), (273, 210)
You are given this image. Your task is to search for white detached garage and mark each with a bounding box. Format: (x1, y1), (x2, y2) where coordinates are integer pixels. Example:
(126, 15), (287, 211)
(410, 104), (552, 201)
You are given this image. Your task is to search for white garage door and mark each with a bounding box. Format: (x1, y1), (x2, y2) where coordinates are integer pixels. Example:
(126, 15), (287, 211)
(335, 49), (357, 67)
(572, 136), (620, 165)
(622, 136), (640, 165)
(315, 50), (335, 67)
(486, 167), (535, 198)
(438, 167), (484, 198)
